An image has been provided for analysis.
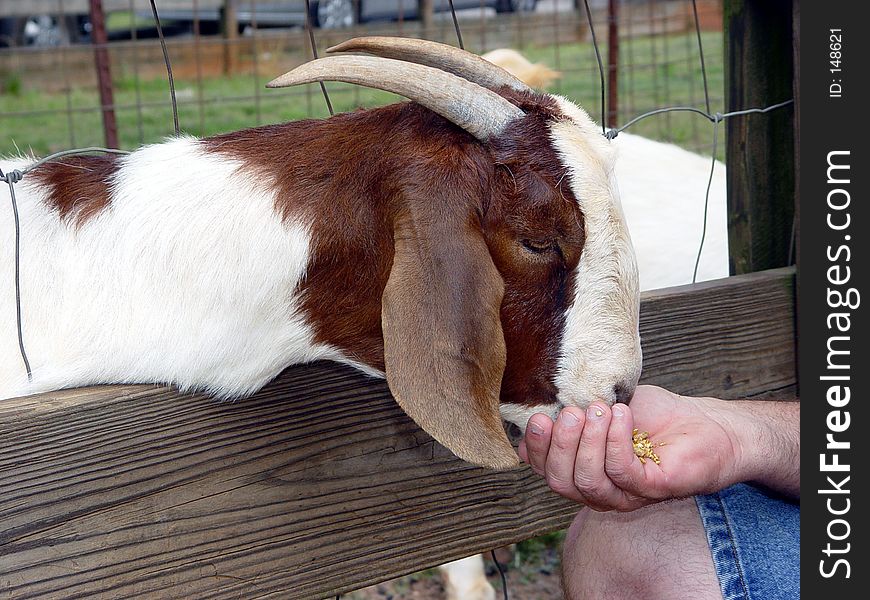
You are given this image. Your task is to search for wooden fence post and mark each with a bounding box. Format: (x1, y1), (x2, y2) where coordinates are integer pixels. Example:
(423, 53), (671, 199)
(723, 0), (795, 275)
(606, 0), (619, 128)
(222, 0), (239, 75)
(88, 0), (118, 149)
(418, 0), (434, 37)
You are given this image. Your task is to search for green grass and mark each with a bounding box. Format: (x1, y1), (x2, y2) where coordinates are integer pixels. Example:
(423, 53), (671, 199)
(516, 529), (567, 562)
(0, 31), (724, 157)
(519, 31), (725, 157)
(0, 71), (403, 156)
(105, 10), (161, 33)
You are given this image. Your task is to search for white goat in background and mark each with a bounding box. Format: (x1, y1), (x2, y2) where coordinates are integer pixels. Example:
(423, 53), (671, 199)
(615, 131), (728, 288)
(480, 49), (561, 90)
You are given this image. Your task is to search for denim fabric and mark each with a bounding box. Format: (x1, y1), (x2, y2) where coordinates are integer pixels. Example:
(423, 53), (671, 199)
(695, 483), (800, 600)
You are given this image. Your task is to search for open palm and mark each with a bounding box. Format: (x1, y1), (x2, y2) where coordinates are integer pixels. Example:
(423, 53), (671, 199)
(519, 385), (746, 511)
(613, 386), (742, 502)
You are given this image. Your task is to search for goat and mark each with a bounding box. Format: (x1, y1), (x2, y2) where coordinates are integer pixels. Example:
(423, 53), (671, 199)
(1, 36), (642, 471)
(431, 46), (726, 600)
(434, 132), (728, 600)
(614, 132), (728, 288)
(480, 48), (728, 284)
(481, 48), (561, 90)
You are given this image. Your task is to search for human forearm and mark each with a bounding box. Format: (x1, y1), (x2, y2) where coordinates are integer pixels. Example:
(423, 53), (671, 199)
(709, 398), (801, 499)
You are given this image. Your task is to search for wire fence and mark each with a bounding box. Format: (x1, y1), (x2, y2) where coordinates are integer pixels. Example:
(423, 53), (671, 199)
(1, 1), (794, 598)
(1, 0), (725, 157)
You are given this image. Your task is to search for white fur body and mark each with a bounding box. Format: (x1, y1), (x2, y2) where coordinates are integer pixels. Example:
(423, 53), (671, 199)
(614, 132), (728, 290)
(0, 137), (364, 400)
(438, 555), (496, 600)
(499, 401), (562, 432)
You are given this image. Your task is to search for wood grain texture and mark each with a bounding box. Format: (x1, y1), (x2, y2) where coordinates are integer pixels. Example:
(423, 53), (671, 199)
(0, 268), (795, 599)
(639, 267), (796, 398)
(724, 0), (795, 275)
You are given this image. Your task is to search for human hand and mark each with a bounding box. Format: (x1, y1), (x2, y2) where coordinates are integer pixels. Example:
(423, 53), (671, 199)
(518, 385), (748, 511)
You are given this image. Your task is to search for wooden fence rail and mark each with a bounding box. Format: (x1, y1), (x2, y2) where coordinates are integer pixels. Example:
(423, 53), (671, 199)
(0, 267), (796, 599)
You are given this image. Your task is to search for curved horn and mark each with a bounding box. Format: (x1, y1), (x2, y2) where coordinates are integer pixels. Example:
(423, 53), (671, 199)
(327, 36), (533, 94)
(267, 56), (524, 141)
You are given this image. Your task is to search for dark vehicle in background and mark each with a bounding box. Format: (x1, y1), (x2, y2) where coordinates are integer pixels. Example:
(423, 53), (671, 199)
(138, 0), (539, 32)
(0, 0), (538, 47)
(0, 12), (91, 46)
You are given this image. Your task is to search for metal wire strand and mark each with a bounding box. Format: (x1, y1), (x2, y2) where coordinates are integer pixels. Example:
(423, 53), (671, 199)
(1, 171), (32, 381)
(149, 0), (180, 135)
(447, 0), (465, 50)
(691, 0), (711, 114)
(582, 0), (607, 134)
(16, 147), (131, 177)
(491, 549), (509, 600)
(692, 120), (719, 283)
(304, 0), (334, 115)
(720, 99), (796, 118)
(604, 99), (795, 139)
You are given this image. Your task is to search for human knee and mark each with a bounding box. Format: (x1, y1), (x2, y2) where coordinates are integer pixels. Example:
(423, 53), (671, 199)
(561, 507), (627, 599)
(562, 506), (626, 569)
(560, 500), (720, 600)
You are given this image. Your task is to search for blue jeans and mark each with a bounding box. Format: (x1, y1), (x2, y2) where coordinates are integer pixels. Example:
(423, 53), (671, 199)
(695, 483), (800, 600)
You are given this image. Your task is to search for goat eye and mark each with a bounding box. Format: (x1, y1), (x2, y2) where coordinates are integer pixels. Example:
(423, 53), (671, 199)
(521, 239), (554, 254)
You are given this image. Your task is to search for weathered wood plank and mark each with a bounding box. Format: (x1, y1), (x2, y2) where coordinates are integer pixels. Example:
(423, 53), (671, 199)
(0, 268), (795, 599)
(639, 267), (796, 397)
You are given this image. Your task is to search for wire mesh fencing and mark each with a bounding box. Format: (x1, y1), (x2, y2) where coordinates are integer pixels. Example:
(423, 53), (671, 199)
(1, 0), (724, 157)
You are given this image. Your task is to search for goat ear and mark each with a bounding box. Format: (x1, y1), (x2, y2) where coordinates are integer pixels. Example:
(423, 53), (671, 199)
(381, 210), (520, 470)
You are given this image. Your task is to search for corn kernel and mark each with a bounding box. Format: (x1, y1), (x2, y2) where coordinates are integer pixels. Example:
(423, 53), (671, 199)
(632, 428), (662, 465)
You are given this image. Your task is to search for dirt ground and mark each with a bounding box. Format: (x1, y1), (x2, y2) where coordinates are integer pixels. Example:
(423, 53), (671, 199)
(342, 534), (566, 600)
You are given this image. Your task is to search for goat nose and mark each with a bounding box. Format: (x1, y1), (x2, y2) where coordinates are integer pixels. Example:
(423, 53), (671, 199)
(613, 382), (635, 405)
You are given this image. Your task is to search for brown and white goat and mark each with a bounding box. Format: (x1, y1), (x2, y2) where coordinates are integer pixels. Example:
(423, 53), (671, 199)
(1, 37), (641, 470)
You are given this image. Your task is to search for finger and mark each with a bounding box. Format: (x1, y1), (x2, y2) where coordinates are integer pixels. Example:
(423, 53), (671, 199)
(573, 403), (625, 509)
(523, 413), (554, 477)
(604, 404), (648, 493)
(544, 408), (586, 496)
